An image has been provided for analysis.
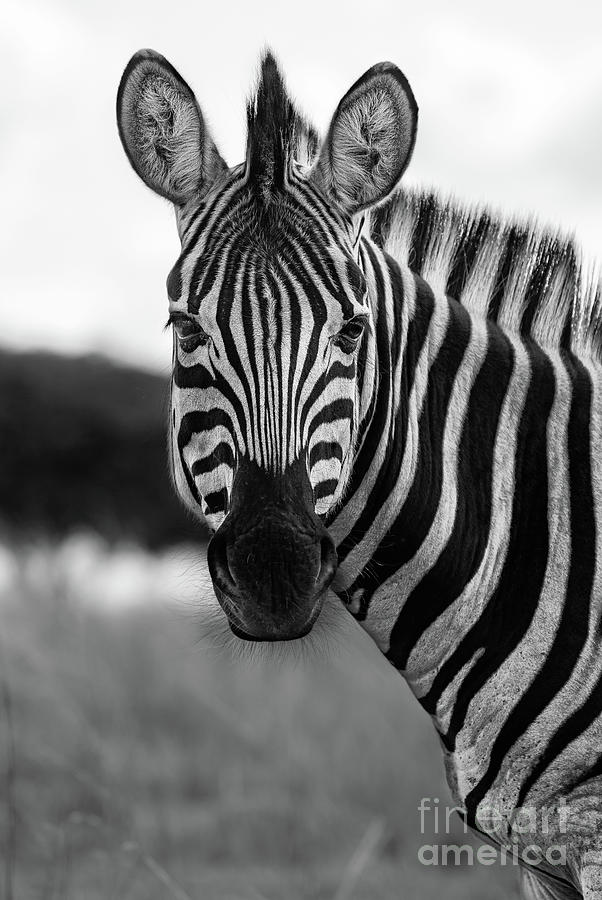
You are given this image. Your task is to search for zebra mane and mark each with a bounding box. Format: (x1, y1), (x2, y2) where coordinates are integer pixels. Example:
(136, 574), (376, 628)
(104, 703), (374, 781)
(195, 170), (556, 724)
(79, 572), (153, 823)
(246, 51), (319, 201)
(371, 188), (602, 361)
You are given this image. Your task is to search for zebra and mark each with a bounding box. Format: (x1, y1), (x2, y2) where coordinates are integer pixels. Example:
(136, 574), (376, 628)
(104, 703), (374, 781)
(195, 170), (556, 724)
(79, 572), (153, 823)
(117, 49), (602, 898)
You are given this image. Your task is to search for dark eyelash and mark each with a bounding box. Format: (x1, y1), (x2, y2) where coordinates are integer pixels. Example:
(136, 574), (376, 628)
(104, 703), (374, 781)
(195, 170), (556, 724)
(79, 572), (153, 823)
(164, 312), (188, 331)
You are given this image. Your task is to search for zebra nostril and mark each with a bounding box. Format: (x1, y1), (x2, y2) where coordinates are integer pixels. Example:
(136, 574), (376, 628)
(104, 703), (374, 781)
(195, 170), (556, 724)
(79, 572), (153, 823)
(207, 531), (238, 599)
(315, 534), (337, 597)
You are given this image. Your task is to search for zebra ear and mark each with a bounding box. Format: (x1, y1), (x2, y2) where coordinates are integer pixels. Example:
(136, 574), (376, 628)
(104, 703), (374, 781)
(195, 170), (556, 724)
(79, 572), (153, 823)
(311, 63), (418, 215)
(117, 49), (227, 205)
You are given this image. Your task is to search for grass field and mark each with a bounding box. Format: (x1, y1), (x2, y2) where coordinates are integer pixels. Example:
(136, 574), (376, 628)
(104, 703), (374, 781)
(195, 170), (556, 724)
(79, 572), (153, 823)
(0, 539), (520, 899)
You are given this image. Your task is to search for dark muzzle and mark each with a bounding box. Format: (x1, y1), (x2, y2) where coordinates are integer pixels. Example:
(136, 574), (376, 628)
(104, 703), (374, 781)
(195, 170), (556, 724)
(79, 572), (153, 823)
(207, 459), (337, 641)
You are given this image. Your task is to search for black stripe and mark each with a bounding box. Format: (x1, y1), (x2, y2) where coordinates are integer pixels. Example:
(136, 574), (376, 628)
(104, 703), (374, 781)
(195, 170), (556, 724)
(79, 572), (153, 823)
(191, 442), (235, 477)
(409, 193), (439, 276)
(177, 410), (235, 505)
(271, 267), (284, 461)
(276, 265), (301, 458)
(517, 670), (602, 811)
(397, 323), (514, 686)
(387, 259), (406, 374)
(204, 487), (228, 515)
(214, 250), (258, 448)
(308, 399), (354, 438)
(455, 345), (555, 814)
(166, 263), (182, 301)
(173, 354), (248, 456)
(514, 354), (595, 805)
(436, 345), (554, 754)
(314, 479), (338, 502)
(446, 213), (491, 301)
(299, 360), (356, 440)
(309, 441), (344, 469)
(345, 296), (471, 611)
(173, 360), (213, 390)
(560, 244), (578, 351)
(293, 326), (323, 444)
(336, 260), (434, 555)
(488, 225), (529, 321)
(342, 244), (382, 465)
(239, 254), (262, 454)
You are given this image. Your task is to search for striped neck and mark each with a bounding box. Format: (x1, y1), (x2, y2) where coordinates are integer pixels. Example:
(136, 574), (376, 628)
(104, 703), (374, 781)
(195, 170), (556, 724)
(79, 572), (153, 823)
(330, 237), (602, 830)
(331, 238), (579, 693)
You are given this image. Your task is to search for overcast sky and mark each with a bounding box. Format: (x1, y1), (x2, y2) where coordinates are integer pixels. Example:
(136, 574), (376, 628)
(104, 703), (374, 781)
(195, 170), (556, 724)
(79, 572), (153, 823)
(3, 0), (601, 372)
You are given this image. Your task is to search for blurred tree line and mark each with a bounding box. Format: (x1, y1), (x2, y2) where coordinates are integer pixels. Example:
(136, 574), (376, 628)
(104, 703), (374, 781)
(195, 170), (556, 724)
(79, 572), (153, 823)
(0, 349), (208, 547)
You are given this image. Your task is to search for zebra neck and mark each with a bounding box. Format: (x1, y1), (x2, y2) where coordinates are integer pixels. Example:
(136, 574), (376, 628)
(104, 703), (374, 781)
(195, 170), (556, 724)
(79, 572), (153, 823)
(332, 244), (590, 699)
(332, 241), (602, 825)
(377, 289), (528, 684)
(331, 246), (512, 596)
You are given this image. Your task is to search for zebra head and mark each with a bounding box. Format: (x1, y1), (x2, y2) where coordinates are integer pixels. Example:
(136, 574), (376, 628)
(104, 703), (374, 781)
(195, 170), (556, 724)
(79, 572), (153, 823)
(117, 50), (417, 640)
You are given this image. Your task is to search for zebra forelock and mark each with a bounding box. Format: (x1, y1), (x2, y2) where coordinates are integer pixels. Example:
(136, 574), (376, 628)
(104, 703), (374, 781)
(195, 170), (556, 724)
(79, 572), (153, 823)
(245, 51), (320, 200)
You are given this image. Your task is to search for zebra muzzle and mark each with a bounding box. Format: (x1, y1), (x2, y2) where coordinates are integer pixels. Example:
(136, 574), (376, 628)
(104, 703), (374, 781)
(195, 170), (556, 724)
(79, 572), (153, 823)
(206, 461), (337, 641)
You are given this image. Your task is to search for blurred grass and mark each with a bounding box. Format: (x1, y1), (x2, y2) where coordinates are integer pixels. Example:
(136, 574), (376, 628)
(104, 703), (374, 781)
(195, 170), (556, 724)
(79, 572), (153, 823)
(0, 542), (520, 899)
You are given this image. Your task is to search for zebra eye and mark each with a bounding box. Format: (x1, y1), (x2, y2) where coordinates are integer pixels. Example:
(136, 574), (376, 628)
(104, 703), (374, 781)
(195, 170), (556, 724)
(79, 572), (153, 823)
(334, 316), (367, 352)
(170, 316), (209, 352)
